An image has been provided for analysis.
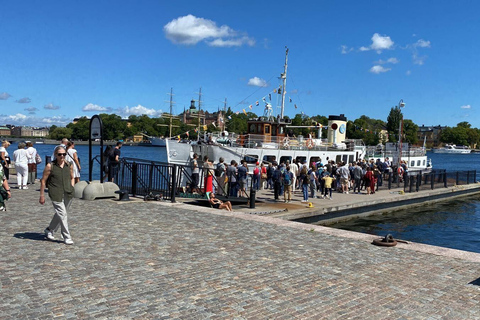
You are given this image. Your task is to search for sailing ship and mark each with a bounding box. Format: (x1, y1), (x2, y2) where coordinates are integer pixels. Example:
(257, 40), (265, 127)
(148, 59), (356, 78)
(163, 48), (430, 172)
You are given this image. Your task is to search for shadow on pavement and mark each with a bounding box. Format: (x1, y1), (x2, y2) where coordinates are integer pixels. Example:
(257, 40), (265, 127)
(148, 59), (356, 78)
(14, 232), (60, 243)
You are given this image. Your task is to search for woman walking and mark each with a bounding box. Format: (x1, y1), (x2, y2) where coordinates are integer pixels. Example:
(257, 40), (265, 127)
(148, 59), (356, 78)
(40, 146), (75, 245)
(66, 141), (81, 184)
(0, 141), (11, 180)
(13, 142), (29, 189)
(26, 141), (38, 185)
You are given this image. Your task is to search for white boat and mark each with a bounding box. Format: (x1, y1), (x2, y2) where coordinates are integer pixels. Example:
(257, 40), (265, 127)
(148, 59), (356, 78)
(163, 48), (430, 172)
(432, 144), (471, 154)
(366, 143), (432, 172)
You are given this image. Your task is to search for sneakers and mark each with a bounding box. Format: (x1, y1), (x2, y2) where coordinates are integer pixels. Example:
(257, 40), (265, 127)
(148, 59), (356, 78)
(64, 239), (74, 245)
(23, 186), (28, 190)
(44, 228), (55, 241)
(329, 197), (333, 200)
(0, 206), (5, 211)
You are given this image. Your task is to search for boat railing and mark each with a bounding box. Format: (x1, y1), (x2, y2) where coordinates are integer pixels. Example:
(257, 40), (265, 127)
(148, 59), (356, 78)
(213, 133), (362, 152)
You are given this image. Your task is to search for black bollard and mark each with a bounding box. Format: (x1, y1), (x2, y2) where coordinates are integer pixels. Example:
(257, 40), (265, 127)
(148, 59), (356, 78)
(249, 186), (256, 208)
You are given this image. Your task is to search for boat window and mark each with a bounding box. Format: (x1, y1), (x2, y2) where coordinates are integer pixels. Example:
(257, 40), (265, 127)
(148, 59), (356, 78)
(249, 124), (256, 133)
(265, 125), (270, 134)
(279, 126), (284, 134)
(310, 156), (321, 165)
(296, 156), (306, 165)
(335, 155), (342, 163)
(342, 155), (348, 163)
(244, 155), (259, 164)
(348, 155), (354, 164)
(423, 160), (425, 166)
(410, 160), (415, 167)
(258, 124), (262, 133)
(280, 156), (292, 164)
(263, 155), (276, 164)
(417, 160), (421, 166)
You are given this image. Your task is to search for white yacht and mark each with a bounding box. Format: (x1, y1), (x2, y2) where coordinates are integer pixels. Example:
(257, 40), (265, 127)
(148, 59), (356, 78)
(432, 144), (471, 154)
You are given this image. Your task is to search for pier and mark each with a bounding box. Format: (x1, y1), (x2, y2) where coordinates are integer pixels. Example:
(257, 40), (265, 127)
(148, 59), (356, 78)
(1, 176), (480, 318)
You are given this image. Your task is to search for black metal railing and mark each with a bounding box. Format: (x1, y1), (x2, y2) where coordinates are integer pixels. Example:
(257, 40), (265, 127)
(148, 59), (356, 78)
(109, 158), (478, 200)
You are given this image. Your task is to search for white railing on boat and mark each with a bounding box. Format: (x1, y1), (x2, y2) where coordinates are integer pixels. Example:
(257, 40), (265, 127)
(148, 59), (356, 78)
(209, 133), (365, 152)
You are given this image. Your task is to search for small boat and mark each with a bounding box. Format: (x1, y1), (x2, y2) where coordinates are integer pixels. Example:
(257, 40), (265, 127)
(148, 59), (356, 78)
(432, 144), (471, 154)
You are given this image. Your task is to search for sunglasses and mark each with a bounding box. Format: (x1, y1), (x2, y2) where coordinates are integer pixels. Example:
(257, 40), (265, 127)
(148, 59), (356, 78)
(57, 153), (66, 156)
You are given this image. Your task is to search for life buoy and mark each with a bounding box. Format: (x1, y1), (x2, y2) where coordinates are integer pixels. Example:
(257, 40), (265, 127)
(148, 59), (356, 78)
(397, 167), (404, 175)
(282, 137), (290, 148)
(305, 139), (315, 149)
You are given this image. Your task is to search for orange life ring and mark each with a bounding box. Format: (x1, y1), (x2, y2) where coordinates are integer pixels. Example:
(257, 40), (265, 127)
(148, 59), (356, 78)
(305, 139), (315, 149)
(397, 167), (404, 174)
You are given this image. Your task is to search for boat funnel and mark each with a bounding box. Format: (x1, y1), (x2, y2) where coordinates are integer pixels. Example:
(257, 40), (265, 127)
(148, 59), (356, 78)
(327, 114), (347, 145)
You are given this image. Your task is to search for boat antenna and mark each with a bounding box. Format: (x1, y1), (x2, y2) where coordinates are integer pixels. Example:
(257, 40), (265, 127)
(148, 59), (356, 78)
(280, 46), (289, 119)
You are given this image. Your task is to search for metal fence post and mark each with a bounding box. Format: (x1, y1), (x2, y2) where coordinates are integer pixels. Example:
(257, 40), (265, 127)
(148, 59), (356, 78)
(444, 172), (447, 188)
(416, 173), (420, 192)
(431, 172), (435, 190)
(249, 174), (256, 209)
(171, 164), (177, 203)
(388, 172), (392, 190)
(456, 172), (459, 185)
(132, 162), (137, 196)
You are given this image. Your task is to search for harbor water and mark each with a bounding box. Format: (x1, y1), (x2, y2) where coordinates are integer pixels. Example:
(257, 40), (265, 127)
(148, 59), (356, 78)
(329, 152), (480, 253)
(9, 142), (480, 253)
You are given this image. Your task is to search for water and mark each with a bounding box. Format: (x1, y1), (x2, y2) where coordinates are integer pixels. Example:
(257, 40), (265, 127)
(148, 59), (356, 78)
(330, 151), (480, 253)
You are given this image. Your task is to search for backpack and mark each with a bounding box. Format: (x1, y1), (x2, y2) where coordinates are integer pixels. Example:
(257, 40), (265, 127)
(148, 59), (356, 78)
(215, 163), (224, 177)
(272, 169), (281, 182)
(283, 172), (292, 186)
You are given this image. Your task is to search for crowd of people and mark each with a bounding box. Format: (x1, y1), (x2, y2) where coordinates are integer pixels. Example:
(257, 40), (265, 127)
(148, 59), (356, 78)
(189, 154), (408, 207)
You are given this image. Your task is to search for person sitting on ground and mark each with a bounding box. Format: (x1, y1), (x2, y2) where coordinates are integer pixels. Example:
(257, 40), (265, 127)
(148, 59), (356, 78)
(208, 193), (233, 211)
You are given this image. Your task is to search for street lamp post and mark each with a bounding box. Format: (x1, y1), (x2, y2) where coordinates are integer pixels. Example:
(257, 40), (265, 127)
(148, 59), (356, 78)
(397, 99), (406, 174)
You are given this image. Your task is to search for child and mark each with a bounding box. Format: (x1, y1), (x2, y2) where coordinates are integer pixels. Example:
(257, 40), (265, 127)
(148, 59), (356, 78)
(322, 173), (336, 200)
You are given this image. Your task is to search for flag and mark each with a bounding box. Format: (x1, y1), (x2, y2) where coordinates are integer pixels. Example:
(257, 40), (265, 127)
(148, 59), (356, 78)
(228, 115), (232, 120)
(273, 89), (277, 93)
(294, 104), (297, 109)
(235, 111), (239, 115)
(212, 122), (216, 128)
(289, 97), (292, 103)
(203, 125), (207, 130)
(269, 94), (271, 100)
(248, 105), (252, 110)
(243, 109), (247, 115)
(186, 131), (189, 137)
(256, 101), (259, 106)
(262, 97), (266, 102)
(194, 128), (198, 133)
(177, 135), (180, 141)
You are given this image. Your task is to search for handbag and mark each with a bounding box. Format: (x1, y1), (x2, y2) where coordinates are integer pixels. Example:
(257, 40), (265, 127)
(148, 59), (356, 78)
(261, 173), (267, 179)
(35, 153), (42, 164)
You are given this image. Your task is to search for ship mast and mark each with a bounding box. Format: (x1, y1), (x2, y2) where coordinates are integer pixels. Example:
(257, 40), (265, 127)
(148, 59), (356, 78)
(168, 88), (175, 137)
(280, 46), (289, 119)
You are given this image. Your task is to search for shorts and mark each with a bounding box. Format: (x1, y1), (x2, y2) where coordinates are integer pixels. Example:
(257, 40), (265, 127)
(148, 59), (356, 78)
(213, 203), (220, 209)
(341, 177), (349, 185)
(239, 179), (247, 189)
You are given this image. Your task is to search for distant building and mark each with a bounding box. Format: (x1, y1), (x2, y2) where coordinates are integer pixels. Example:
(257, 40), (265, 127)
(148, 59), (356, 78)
(180, 100), (225, 129)
(11, 126), (49, 137)
(0, 126), (11, 136)
(417, 125), (446, 147)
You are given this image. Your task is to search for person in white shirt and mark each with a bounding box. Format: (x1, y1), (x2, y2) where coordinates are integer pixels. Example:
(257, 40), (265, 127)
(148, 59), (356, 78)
(13, 142), (29, 189)
(26, 141), (38, 184)
(289, 159), (299, 193)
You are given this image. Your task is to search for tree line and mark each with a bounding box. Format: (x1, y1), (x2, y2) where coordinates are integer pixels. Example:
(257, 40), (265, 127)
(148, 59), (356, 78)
(47, 107), (480, 147)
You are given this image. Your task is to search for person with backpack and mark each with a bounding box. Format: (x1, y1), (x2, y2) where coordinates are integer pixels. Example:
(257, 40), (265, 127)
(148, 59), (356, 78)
(272, 163), (282, 201)
(214, 157), (226, 196)
(108, 141), (122, 182)
(283, 166), (293, 203)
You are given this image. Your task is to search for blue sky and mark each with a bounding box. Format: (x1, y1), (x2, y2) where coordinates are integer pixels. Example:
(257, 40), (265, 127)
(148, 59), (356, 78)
(0, 1), (478, 128)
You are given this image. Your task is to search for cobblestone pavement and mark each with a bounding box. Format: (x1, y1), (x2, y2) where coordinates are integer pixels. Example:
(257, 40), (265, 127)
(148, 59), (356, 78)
(1, 182), (480, 319)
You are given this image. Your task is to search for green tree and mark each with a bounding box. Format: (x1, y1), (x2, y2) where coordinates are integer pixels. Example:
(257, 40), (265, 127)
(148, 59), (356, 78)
(49, 127), (73, 140)
(402, 119), (419, 145)
(386, 106), (402, 142)
(66, 117), (90, 140)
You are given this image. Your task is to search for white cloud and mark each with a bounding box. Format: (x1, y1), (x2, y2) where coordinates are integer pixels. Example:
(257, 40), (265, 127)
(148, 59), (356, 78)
(461, 105), (471, 109)
(164, 14), (255, 47)
(24, 107), (38, 114)
(406, 70), (412, 75)
(0, 92), (11, 100)
(0, 113), (70, 126)
(16, 97), (31, 103)
(82, 103), (112, 112)
(359, 46), (370, 52)
(412, 53), (427, 65)
(117, 105), (163, 117)
(370, 33), (394, 53)
(414, 39), (431, 48)
(369, 65), (391, 74)
(374, 57), (399, 64)
(340, 45), (353, 54)
(44, 103), (60, 110)
(247, 77), (268, 87)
